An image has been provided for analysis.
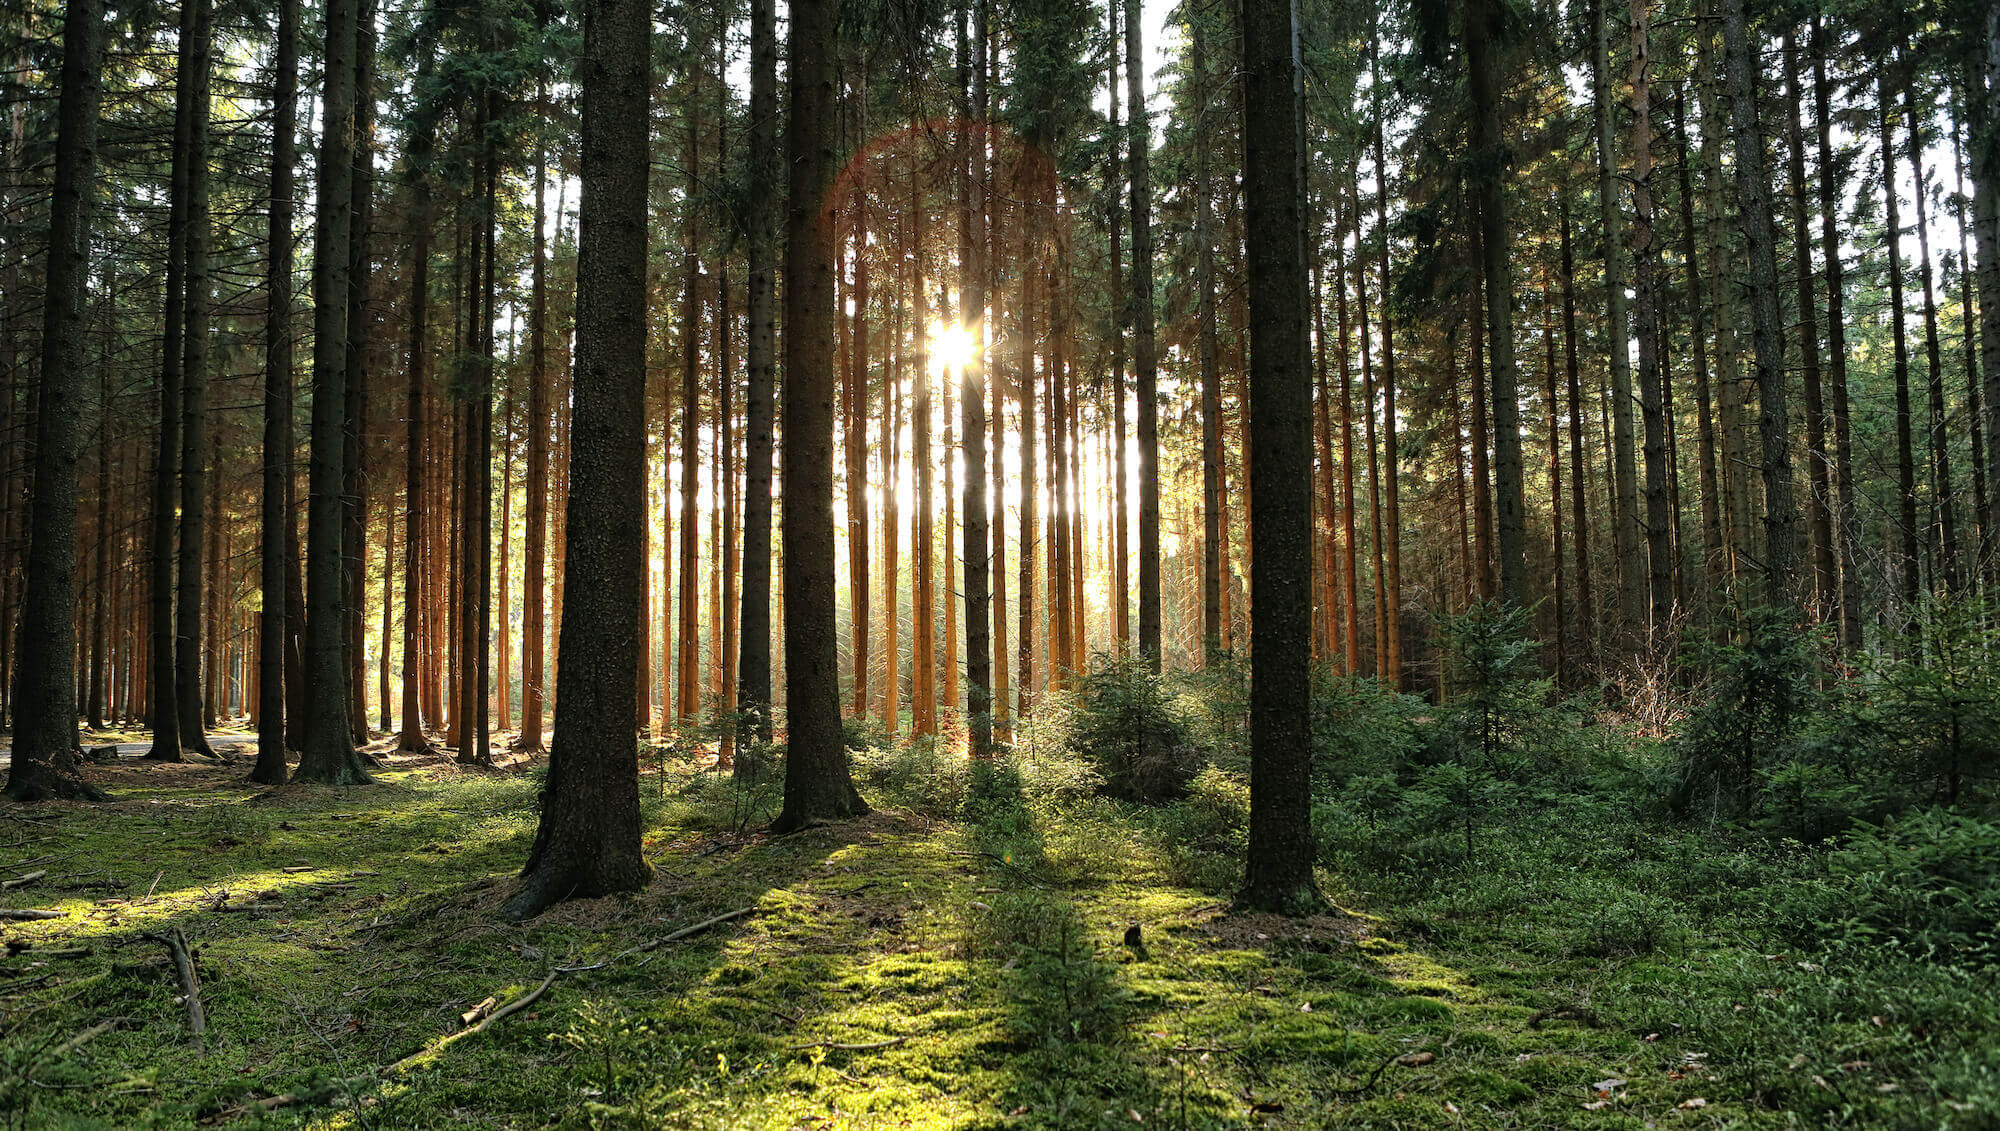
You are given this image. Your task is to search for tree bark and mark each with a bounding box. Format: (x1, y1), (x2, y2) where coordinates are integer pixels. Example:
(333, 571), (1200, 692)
(254, 0), (300, 783)
(296, 0), (370, 783)
(1468, 0), (1527, 603)
(1592, 0), (1642, 629)
(4, 0), (106, 802)
(738, 0), (778, 752)
(504, 0), (654, 919)
(1127, 0), (1162, 670)
(773, 0), (868, 833)
(1722, 0), (1795, 606)
(1237, 0), (1322, 915)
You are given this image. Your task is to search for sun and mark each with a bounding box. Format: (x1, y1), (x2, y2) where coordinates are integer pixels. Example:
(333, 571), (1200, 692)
(927, 319), (978, 374)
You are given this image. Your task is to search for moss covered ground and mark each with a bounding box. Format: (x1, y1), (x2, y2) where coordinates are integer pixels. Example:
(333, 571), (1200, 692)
(0, 738), (1988, 1128)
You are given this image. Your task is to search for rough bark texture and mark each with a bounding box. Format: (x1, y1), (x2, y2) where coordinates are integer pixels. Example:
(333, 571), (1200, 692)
(1722, 0), (1794, 605)
(772, 0), (868, 834)
(4, 0), (106, 803)
(253, 0), (300, 784)
(1468, 0), (1527, 603)
(1237, 0), (1323, 915)
(1126, 0), (1162, 669)
(505, 0), (655, 920)
(296, 0), (370, 784)
(738, 0), (778, 752)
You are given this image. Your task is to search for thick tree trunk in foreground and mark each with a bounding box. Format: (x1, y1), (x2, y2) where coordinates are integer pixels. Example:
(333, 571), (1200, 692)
(1237, 0), (1322, 915)
(505, 0), (655, 920)
(254, 0), (301, 784)
(773, 0), (868, 834)
(296, 0), (370, 783)
(4, 0), (106, 802)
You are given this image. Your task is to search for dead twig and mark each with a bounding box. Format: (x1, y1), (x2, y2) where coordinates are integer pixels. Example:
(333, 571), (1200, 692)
(143, 928), (205, 1052)
(0, 909), (63, 921)
(2, 869), (48, 890)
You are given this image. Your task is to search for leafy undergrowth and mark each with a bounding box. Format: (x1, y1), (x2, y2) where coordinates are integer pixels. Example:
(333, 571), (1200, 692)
(0, 745), (1991, 1128)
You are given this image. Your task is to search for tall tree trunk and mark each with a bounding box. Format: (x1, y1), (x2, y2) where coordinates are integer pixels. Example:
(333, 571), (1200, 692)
(174, 0), (215, 757)
(254, 0), (300, 782)
(1721, 0), (1795, 605)
(518, 79), (549, 751)
(738, 0), (778, 751)
(958, 0), (992, 756)
(913, 166), (937, 732)
(1370, 32), (1401, 687)
(1468, 0), (1527, 603)
(846, 139), (871, 717)
(3, 0), (106, 802)
(145, 0), (201, 761)
(1238, 0), (1323, 915)
(1672, 89), (1724, 620)
(1630, 0), (1673, 637)
(1907, 76), (1960, 593)
(1194, 11), (1225, 659)
(1558, 195), (1596, 665)
(1812, 17), (1863, 650)
(296, 0), (369, 782)
(505, 0), (653, 918)
(343, 0), (377, 745)
(1950, 96), (1990, 579)
(1592, 0), (1642, 628)
(678, 77), (703, 723)
(1783, 32), (1835, 617)
(1106, 0), (1128, 654)
(1126, 0), (1162, 669)
(1976, 19), (2000, 584)
(1881, 73), (1923, 628)
(773, 0), (867, 832)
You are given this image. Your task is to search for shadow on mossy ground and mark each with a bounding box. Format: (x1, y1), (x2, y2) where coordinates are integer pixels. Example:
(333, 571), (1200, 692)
(3, 745), (1952, 1128)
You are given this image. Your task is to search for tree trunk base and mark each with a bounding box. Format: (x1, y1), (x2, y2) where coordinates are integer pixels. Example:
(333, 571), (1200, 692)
(5, 760), (108, 803)
(768, 792), (868, 836)
(1233, 879), (1327, 918)
(503, 854), (651, 922)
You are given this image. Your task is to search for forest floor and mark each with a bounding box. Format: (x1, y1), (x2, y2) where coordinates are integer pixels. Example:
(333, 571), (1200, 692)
(0, 738), (1986, 1128)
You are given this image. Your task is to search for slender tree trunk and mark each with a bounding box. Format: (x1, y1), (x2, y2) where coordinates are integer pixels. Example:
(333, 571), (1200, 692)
(1781, 32), (1835, 617)
(175, 0), (216, 756)
(254, 0), (300, 782)
(1809, 19), (1862, 649)
(1630, 0), (1673, 637)
(505, 0), (654, 918)
(1593, 0), (1642, 628)
(1907, 76), (1959, 593)
(847, 143), (871, 717)
(1127, 0), (1162, 669)
(4, 0), (106, 802)
(1194, 13), (1225, 659)
(738, 0), (778, 751)
(1468, 2), (1527, 602)
(1722, 0), (1795, 605)
(1881, 73), (1923, 627)
(1558, 195), (1596, 664)
(1370, 33), (1401, 686)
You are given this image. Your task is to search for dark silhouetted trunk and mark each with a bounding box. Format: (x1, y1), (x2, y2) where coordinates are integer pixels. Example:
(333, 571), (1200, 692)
(505, 0), (655, 919)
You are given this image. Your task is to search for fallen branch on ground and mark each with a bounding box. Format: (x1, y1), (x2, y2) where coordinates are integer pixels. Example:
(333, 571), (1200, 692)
(788, 1037), (908, 1052)
(0, 909), (63, 921)
(143, 928), (206, 1052)
(3, 869), (48, 890)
